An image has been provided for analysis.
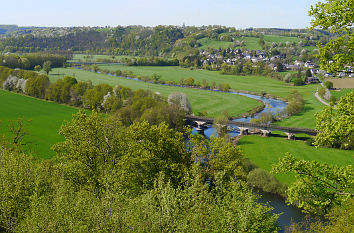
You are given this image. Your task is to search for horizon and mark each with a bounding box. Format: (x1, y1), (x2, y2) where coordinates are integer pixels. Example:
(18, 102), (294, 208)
(1, 0), (319, 29)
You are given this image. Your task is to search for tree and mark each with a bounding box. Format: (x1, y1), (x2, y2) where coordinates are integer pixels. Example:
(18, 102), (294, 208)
(314, 91), (354, 149)
(324, 80), (333, 89)
(167, 92), (192, 114)
(309, 0), (354, 73)
(34, 65), (41, 72)
(42, 61), (52, 75)
(305, 69), (312, 77)
(25, 75), (49, 98)
(272, 153), (354, 215)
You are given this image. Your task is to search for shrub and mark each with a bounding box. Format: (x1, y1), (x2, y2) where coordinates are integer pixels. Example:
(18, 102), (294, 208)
(247, 168), (287, 196)
(324, 81), (333, 89)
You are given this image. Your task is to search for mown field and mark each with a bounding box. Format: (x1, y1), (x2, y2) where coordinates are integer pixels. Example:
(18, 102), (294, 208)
(0, 90), (81, 159)
(49, 68), (262, 118)
(95, 64), (323, 128)
(238, 135), (354, 184)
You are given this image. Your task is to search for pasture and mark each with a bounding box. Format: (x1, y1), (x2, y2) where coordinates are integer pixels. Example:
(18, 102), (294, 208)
(0, 90), (81, 159)
(96, 64), (323, 128)
(49, 68), (262, 118)
(238, 135), (354, 184)
(197, 35), (314, 52)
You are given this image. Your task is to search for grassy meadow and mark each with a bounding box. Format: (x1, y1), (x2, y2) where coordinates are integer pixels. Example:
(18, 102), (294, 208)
(198, 38), (235, 50)
(238, 135), (354, 184)
(330, 88), (354, 100)
(0, 90), (81, 159)
(49, 68), (262, 118)
(95, 64), (324, 128)
(197, 35), (314, 53)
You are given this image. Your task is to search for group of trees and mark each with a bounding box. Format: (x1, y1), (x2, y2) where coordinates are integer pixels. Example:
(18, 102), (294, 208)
(126, 57), (179, 66)
(1, 66), (188, 130)
(80, 64), (232, 92)
(0, 53), (67, 70)
(0, 112), (280, 232)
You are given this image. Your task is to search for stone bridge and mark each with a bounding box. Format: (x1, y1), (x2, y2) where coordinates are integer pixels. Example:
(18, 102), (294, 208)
(185, 115), (317, 139)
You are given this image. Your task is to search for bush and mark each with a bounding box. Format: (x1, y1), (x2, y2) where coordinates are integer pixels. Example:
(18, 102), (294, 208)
(306, 138), (315, 146)
(293, 77), (305, 86)
(247, 168), (287, 196)
(324, 81), (333, 89)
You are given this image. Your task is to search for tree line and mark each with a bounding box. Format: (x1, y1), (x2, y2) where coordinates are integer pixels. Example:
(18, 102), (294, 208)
(0, 53), (68, 70)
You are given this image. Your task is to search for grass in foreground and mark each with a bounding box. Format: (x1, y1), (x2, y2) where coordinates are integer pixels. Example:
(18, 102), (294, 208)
(50, 68), (261, 118)
(238, 135), (354, 184)
(0, 90), (80, 159)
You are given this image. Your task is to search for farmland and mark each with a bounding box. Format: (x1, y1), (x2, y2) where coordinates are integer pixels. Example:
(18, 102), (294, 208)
(49, 68), (262, 118)
(0, 90), (81, 159)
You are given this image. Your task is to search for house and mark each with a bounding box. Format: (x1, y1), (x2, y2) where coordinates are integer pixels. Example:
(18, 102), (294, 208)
(294, 60), (304, 67)
(285, 64), (298, 70)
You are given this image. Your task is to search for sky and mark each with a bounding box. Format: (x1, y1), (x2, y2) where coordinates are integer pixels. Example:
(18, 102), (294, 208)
(1, 0), (319, 28)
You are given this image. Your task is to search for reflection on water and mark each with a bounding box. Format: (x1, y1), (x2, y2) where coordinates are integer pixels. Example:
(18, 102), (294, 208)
(258, 191), (307, 232)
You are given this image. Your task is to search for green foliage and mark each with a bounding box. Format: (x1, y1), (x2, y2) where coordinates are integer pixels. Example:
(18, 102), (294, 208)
(34, 65), (41, 72)
(214, 115), (229, 138)
(247, 168), (287, 196)
(53, 111), (190, 195)
(25, 74), (49, 98)
(293, 77), (305, 86)
(189, 135), (247, 186)
(0, 147), (36, 231)
(309, 0), (354, 73)
(286, 199), (354, 233)
(272, 153), (354, 215)
(42, 61), (52, 75)
(283, 90), (305, 116)
(314, 91), (354, 149)
(324, 81), (333, 89)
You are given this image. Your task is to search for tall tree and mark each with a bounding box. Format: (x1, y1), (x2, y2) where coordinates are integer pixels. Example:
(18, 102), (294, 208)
(314, 91), (354, 149)
(309, 0), (354, 73)
(42, 61), (52, 75)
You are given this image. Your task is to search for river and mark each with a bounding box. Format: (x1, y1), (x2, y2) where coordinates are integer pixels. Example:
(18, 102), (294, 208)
(191, 92), (307, 232)
(86, 68), (307, 231)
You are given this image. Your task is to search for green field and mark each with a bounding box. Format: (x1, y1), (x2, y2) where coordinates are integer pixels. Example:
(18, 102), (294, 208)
(49, 68), (262, 118)
(330, 88), (354, 100)
(239, 135), (354, 184)
(263, 35), (301, 44)
(0, 90), (81, 159)
(95, 64), (323, 128)
(198, 35), (314, 53)
(69, 54), (135, 63)
(198, 38), (235, 50)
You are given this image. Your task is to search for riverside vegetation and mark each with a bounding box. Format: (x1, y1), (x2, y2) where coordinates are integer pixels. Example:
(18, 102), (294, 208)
(0, 0), (353, 231)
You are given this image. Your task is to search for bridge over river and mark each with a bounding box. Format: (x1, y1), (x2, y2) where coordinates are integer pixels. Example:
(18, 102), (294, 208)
(185, 115), (317, 139)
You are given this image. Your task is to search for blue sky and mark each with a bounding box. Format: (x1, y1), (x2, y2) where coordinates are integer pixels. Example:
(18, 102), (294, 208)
(2, 0), (319, 28)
